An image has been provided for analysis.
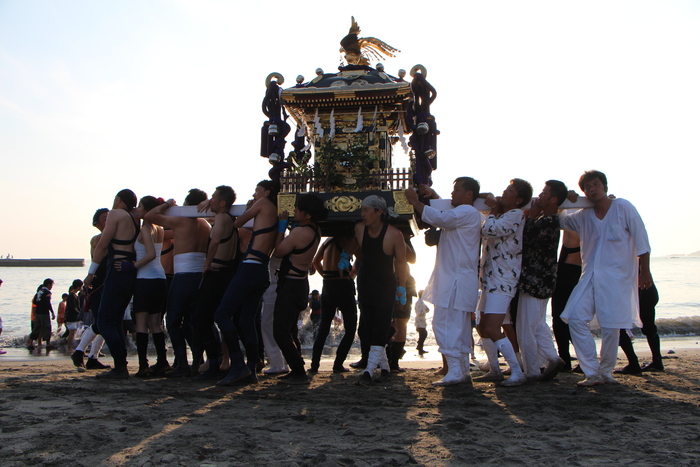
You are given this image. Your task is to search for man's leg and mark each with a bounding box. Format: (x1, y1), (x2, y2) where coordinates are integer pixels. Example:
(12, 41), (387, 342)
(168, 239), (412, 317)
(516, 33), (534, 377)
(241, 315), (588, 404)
(260, 281), (288, 374)
(333, 280), (358, 371)
(515, 293), (542, 379)
(640, 285), (663, 371)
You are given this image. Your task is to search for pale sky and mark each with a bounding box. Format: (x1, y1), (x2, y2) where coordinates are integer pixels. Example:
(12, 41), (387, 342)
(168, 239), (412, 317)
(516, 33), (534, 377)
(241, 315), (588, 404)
(1, 0), (699, 259)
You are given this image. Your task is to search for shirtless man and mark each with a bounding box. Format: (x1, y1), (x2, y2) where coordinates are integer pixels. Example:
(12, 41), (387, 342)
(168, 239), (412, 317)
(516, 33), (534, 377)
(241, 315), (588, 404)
(146, 188), (211, 377)
(351, 196), (408, 386)
(85, 189), (140, 379)
(72, 208), (111, 371)
(310, 235), (358, 373)
(192, 185), (238, 380)
(215, 180), (279, 386)
(272, 194), (328, 384)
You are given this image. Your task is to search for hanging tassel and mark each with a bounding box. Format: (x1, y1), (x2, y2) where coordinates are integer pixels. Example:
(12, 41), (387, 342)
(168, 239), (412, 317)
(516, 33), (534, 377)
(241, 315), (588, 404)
(398, 119), (409, 154)
(329, 108), (336, 140)
(313, 108), (324, 138)
(301, 122), (312, 151)
(354, 107), (363, 133)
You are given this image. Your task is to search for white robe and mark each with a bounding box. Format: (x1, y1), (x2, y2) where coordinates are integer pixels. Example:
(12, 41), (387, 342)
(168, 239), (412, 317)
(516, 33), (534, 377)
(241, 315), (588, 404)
(421, 204), (482, 312)
(559, 198), (650, 328)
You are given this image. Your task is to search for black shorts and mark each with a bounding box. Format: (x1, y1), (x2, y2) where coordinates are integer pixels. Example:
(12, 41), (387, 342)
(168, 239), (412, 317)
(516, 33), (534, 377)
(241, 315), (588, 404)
(133, 278), (168, 315)
(393, 302), (412, 320)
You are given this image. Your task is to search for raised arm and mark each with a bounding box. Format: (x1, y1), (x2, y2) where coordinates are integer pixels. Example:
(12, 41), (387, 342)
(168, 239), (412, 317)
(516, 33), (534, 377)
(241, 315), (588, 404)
(145, 199), (187, 230)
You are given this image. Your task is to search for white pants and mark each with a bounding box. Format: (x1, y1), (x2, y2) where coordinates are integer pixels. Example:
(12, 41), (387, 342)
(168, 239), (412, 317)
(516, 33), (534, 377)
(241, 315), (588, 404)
(564, 281), (620, 378)
(432, 290), (472, 359)
(260, 279), (286, 370)
(516, 293), (559, 378)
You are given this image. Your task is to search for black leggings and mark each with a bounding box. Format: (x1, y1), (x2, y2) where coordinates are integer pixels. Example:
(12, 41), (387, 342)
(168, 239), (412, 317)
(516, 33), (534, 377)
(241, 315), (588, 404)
(273, 277), (309, 374)
(551, 263), (581, 365)
(312, 279), (358, 366)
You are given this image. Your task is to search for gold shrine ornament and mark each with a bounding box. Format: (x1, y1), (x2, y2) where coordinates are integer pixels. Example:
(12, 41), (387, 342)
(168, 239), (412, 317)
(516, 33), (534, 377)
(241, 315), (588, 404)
(392, 191), (414, 214)
(325, 195), (362, 213)
(277, 194), (297, 216)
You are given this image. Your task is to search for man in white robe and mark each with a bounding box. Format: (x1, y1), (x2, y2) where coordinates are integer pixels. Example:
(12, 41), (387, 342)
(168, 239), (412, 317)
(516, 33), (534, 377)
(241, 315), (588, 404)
(405, 177), (483, 386)
(560, 170), (652, 387)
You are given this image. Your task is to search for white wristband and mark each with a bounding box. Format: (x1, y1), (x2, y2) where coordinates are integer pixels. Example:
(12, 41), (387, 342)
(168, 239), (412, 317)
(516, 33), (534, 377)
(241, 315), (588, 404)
(88, 261), (100, 274)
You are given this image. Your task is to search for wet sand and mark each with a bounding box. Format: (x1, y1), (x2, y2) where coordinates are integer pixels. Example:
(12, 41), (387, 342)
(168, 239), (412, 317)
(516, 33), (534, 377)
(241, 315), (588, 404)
(1, 346), (700, 466)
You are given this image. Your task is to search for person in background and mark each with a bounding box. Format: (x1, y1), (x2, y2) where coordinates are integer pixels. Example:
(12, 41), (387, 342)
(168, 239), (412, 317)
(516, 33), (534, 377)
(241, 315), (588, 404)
(0, 278), (6, 355)
(414, 290), (429, 356)
(309, 290), (322, 337)
(310, 235), (358, 374)
(72, 208), (111, 372)
(550, 230), (581, 372)
(27, 279), (56, 351)
(615, 264), (664, 374)
(57, 293), (68, 332)
(64, 280), (84, 353)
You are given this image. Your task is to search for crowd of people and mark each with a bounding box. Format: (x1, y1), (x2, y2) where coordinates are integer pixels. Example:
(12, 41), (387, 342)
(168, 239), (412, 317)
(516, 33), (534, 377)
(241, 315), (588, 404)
(35, 169), (658, 388)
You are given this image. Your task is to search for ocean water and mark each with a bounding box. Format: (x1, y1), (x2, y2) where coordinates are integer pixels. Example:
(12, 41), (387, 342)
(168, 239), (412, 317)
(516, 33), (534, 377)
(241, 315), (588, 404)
(0, 257), (699, 346)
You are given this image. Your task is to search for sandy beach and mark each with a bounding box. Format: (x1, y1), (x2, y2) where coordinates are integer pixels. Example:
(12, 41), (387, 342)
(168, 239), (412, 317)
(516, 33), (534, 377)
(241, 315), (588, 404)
(1, 347), (699, 467)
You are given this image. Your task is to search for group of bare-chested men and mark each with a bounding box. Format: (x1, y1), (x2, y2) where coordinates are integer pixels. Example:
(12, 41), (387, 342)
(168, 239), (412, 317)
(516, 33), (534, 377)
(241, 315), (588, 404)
(73, 169), (657, 388)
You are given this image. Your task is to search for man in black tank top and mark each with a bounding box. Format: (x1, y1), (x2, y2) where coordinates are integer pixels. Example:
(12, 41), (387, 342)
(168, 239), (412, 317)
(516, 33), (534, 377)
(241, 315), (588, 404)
(350, 196), (408, 386)
(271, 194), (328, 384)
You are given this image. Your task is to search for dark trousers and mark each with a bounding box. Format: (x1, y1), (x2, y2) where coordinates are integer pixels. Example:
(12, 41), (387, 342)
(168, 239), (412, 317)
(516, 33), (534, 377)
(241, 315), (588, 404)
(214, 262), (269, 373)
(312, 279), (358, 367)
(551, 263), (581, 366)
(619, 284), (662, 365)
(273, 276), (309, 374)
(193, 268), (234, 363)
(358, 283), (396, 347)
(417, 327), (428, 351)
(97, 258), (137, 369)
(166, 272), (202, 364)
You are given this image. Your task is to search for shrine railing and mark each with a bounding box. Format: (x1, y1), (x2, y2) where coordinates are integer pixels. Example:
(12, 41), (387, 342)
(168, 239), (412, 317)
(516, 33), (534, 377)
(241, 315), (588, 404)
(280, 167), (413, 193)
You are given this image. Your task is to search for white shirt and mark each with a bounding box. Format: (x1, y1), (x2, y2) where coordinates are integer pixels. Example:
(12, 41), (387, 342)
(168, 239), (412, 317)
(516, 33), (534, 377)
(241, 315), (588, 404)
(421, 203), (482, 312)
(559, 198), (650, 328)
(480, 209), (525, 297)
(414, 299), (429, 328)
(135, 242), (166, 279)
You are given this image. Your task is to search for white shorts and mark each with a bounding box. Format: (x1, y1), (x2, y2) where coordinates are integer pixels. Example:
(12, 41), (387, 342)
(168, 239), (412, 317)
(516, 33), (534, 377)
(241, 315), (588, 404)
(478, 292), (513, 315)
(66, 322), (81, 331)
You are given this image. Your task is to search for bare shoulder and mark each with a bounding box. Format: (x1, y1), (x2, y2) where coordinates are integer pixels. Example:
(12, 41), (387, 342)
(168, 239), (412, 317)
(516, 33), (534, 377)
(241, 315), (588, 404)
(90, 234), (101, 248)
(107, 209), (128, 222)
(387, 224), (403, 240)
